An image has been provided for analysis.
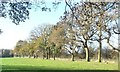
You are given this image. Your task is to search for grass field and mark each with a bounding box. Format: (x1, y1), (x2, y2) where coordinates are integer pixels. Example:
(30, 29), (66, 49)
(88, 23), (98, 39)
(0, 58), (119, 72)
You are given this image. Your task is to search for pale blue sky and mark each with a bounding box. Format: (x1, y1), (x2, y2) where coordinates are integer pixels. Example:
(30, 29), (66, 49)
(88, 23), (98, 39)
(0, 2), (65, 49)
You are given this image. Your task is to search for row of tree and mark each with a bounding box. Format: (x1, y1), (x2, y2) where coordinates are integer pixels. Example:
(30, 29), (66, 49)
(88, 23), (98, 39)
(13, 37), (118, 60)
(12, 2), (119, 62)
(0, 49), (13, 57)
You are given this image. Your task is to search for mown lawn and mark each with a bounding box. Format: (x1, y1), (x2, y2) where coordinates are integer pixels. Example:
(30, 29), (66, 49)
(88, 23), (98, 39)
(0, 58), (119, 72)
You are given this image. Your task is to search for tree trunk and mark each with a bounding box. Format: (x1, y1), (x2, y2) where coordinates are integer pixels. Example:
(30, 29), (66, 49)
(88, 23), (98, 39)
(43, 49), (45, 59)
(53, 54), (55, 60)
(71, 53), (74, 61)
(53, 49), (56, 60)
(85, 47), (90, 62)
(84, 39), (90, 62)
(29, 55), (31, 58)
(46, 52), (48, 59)
(71, 48), (75, 61)
(33, 54), (35, 58)
(118, 51), (120, 70)
(98, 41), (102, 62)
(48, 47), (50, 59)
(43, 54), (45, 59)
(98, 26), (102, 62)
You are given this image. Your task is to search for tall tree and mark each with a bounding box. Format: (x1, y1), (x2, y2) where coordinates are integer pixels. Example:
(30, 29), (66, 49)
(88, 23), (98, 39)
(64, 1), (119, 62)
(29, 24), (53, 59)
(63, 2), (99, 62)
(48, 22), (66, 60)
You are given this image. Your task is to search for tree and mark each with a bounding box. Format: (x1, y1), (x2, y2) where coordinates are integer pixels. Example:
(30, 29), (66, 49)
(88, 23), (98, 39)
(88, 2), (119, 62)
(63, 2), (99, 62)
(1, 49), (13, 57)
(13, 40), (25, 57)
(102, 47), (118, 60)
(48, 22), (66, 60)
(0, 0), (61, 25)
(63, 2), (119, 62)
(64, 24), (81, 61)
(14, 40), (33, 57)
(29, 24), (53, 59)
(0, 1), (31, 25)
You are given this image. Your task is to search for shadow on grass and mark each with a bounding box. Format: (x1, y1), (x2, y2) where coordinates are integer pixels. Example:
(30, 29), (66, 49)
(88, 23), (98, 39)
(2, 65), (53, 70)
(1, 65), (119, 72)
(2, 70), (119, 72)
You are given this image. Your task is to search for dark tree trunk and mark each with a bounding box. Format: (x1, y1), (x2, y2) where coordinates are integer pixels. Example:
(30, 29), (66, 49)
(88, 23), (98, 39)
(53, 54), (55, 60)
(48, 47), (50, 59)
(43, 49), (45, 59)
(53, 49), (56, 60)
(98, 40), (102, 62)
(33, 54), (35, 58)
(71, 53), (74, 61)
(46, 52), (48, 59)
(98, 26), (102, 62)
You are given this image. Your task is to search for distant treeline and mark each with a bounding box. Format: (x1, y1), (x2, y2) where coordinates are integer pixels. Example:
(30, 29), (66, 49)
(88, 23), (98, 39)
(0, 49), (13, 57)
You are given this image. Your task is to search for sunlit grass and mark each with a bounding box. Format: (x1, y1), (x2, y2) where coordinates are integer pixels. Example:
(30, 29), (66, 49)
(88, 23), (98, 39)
(0, 58), (118, 70)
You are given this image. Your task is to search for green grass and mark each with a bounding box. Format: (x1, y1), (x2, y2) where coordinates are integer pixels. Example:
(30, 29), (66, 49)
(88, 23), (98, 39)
(0, 58), (119, 72)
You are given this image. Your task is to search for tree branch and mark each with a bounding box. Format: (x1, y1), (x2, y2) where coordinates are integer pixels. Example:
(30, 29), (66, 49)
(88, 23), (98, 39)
(106, 30), (120, 52)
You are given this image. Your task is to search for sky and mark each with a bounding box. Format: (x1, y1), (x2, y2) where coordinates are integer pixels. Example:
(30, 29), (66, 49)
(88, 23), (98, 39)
(0, 2), (65, 49)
